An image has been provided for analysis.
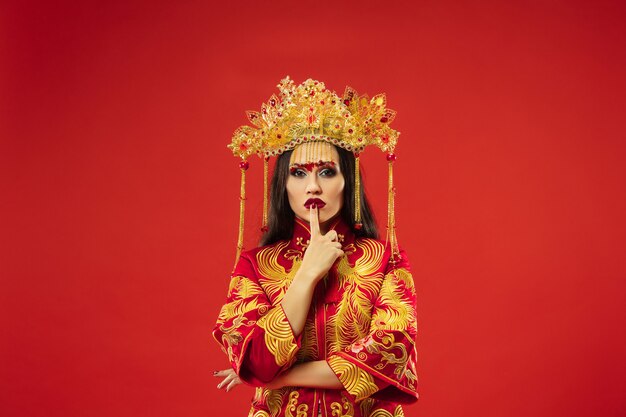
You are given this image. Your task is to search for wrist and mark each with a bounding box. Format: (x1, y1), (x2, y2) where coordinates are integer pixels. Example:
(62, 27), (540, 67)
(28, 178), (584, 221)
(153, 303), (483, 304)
(280, 363), (302, 387)
(293, 269), (320, 286)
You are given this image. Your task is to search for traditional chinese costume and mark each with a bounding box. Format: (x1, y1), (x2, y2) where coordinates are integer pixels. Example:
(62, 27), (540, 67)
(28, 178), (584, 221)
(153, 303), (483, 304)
(213, 217), (418, 417)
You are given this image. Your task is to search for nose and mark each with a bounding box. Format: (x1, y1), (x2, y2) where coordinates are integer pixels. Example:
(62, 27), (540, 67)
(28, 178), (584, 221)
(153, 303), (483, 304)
(305, 173), (321, 195)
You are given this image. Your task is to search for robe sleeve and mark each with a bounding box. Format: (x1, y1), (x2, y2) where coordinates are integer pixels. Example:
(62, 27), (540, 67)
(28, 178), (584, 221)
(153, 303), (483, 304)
(326, 248), (419, 404)
(212, 252), (302, 385)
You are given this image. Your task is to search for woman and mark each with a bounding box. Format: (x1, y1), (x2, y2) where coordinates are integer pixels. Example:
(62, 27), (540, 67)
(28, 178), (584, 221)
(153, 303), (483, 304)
(212, 78), (418, 417)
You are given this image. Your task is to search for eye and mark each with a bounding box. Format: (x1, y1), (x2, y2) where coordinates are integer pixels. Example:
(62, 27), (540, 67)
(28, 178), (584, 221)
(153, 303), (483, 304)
(290, 168), (307, 177)
(319, 168), (337, 177)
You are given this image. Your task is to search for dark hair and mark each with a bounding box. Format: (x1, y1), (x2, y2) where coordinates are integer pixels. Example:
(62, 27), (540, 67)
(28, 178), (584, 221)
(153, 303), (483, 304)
(260, 145), (378, 246)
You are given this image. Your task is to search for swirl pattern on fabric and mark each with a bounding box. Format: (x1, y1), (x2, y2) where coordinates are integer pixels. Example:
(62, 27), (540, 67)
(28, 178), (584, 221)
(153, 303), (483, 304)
(328, 356), (379, 402)
(257, 306), (299, 367)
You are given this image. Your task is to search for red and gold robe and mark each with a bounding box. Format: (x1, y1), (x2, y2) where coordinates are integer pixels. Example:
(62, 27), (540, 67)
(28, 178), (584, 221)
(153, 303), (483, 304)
(213, 217), (418, 417)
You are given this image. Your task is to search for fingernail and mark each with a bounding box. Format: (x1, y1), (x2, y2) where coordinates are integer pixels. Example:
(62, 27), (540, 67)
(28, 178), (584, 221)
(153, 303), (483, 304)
(213, 371), (218, 376)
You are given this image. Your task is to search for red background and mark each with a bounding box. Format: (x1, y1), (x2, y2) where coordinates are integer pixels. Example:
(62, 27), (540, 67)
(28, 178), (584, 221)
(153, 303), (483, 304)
(1, 1), (625, 416)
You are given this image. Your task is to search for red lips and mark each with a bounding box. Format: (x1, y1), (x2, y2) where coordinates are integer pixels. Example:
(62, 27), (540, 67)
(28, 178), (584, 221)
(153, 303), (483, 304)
(304, 198), (326, 209)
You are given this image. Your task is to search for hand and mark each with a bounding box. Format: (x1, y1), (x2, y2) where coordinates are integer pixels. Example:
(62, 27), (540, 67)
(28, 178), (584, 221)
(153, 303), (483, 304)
(214, 368), (242, 392)
(298, 205), (344, 284)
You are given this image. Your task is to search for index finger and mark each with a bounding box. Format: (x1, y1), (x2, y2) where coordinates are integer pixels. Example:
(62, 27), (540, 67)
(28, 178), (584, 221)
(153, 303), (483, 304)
(213, 368), (235, 377)
(309, 204), (320, 237)
(213, 369), (234, 377)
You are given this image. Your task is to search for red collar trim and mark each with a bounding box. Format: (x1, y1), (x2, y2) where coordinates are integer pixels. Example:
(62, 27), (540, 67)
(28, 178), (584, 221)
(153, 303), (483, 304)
(291, 216), (352, 246)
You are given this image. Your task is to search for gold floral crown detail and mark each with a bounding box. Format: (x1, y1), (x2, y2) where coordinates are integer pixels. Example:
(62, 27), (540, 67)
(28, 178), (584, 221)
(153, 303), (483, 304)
(228, 76), (400, 159)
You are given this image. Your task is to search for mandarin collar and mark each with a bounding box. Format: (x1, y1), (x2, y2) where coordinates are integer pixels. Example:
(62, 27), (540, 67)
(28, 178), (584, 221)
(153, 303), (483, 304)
(291, 216), (354, 249)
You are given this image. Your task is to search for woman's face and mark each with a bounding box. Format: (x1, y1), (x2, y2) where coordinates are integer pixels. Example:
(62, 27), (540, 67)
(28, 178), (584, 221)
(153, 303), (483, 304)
(286, 142), (345, 225)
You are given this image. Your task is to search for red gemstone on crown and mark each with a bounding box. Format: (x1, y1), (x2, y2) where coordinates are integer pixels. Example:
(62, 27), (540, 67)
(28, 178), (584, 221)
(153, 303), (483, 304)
(380, 116), (388, 123)
(239, 161), (250, 170)
(386, 153), (397, 162)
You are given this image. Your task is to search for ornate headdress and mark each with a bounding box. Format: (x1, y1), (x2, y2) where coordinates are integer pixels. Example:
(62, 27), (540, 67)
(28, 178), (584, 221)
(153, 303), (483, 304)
(227, 76), (401, 266)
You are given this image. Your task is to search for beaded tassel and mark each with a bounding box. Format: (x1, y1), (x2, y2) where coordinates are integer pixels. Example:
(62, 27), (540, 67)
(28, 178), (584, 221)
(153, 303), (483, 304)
(234, 160), (249, 269)
(386, 153), (401, 262)
(261, 157), (269, 232)
(354, 154), (362, 230)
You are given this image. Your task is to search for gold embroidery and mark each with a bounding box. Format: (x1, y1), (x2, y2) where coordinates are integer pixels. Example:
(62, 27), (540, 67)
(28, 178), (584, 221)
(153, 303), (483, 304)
(370, 333), (408, 372)
(285, 391), (308, 417)
(327, 239), (385, 353)
(297, 234), (344, 252)
(295, 236), (310, 250)
(285, 248), (304, 260)
(250, 387), (293, 417)
(405, 356), (419, 387)
(251, 387), (289, 417)
(371, 269), (416, 333)
(297, 311), (318, 361)
(359, 398), (375, 416)
(330, 393), (354, 416)
(364, 332), (417, 390)
(393, 268), (414, 294)
(257, 307), (298, 367)
(339, 239), (384, 277)
(215, 274), (267, 365)
(266, 388), (288, 417)
(253, 387), (264, 403)
(328, 356), (378, 402)
(217, 276), (264, 324)
(369, 405), (405, 417)
(257, 241), (302, 303)
(342, 243), (356, 256)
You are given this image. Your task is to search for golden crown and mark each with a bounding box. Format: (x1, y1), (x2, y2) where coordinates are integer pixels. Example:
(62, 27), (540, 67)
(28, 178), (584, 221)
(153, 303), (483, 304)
(228, 76), (400, 159)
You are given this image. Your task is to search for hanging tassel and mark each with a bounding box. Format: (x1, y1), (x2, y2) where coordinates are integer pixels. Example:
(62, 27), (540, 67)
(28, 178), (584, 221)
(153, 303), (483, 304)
(386, 153), (401, 262)
(261, 156), (269, 233)
(354, 153), (362, 230)
(234, 160), (249, 270)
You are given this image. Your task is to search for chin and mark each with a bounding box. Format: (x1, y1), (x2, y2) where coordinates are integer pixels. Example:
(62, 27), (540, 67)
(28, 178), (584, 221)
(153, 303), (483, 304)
(319, 210), (340, 224)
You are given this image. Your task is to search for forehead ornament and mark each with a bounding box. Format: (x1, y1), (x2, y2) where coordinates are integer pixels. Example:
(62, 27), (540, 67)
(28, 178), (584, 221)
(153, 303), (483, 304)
(289, 141), (336, 168)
